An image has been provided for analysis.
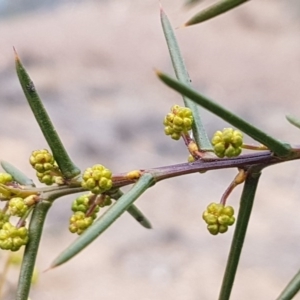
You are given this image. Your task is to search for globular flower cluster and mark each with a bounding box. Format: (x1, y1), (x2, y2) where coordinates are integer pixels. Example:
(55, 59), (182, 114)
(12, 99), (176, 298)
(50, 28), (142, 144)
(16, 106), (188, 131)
(163, 105), (194, 140)
(69, 193), (112, 235)
(0, 198), (31, 251)
(81, 165), (112, 194)
(8, 197), (29, 217)
(69, 211), (96, 235)
(211, 128), (243, 158)
(71, 194), (92, 213)
(202, 203), (235, 235)
(0, 173), (14, 199)
(29, 149), (64, 185)
(0, 173), (13, 184)
(0, 222), (28, 251)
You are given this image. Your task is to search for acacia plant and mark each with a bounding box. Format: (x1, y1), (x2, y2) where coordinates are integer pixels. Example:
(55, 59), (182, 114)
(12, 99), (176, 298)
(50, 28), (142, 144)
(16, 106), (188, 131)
(0, 0), (300, 299)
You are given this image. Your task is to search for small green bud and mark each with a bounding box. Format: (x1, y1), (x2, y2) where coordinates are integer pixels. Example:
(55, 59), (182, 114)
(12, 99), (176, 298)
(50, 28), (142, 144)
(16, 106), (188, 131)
(222, 206), (234, 217)
(173, 116), (183, 126)
(36, 172), (53, 185)
(99, 195), (112, 207)
(164, 126), (173, 136)
(202, 211), (217, 225)
(213, 143), (225, 158)
(219, 225), (228, 234)
(218, 215), (230, 225)
(227, 217), (235, 226)
(187, 155), (195, 163)
(171, 133), (181, 140)
(207, 224), (219, 235)
(224, 145), (237, 158)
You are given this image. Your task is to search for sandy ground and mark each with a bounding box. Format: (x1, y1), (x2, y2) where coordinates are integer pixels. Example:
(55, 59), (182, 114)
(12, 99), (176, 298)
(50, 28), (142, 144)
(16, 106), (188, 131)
(1, 0), (300, 299)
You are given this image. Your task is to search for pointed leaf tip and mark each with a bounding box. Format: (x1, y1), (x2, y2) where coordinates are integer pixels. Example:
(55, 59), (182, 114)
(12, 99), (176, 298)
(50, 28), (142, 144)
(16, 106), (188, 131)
(286, 114), (300, 130)
(155, 69), (162, 76)
(185, 0), (250, 27)
(50, 174), (154, 268)
(13, 47), (19, 61)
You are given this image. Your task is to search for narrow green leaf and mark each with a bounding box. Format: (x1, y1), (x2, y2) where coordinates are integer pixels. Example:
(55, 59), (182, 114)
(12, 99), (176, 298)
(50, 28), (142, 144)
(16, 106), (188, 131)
(50, 173), (155, 268)
(126, 203), (152, 228)
(276, 268), (300, 300)
(111, 188), (152, 229)
(161, 8), (213, 151)
(219, 169), (261, 300)
(157, 71), (292, 157)
(286, 115), (300, 130)
(16, 200), (51, 300)
(14, 49), (80, 179)
(185, 0), (203, 6)
(1, 160), (35, 186)
(185, 0), (250, 26)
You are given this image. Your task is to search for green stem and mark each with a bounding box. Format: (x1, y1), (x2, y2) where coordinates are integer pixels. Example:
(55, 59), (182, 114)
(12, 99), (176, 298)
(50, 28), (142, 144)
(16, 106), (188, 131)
(111, 189), (152, 229)
(50, 173), (155, 268)
(185, 0), (250, 26)
(218, 169), (261, 300)
(14, 50), (80, 179)
(160, 8), (212, 151)
(276, 268), (300, 300)
(156, 71), (291, 157)
(16, 200), (51, 300)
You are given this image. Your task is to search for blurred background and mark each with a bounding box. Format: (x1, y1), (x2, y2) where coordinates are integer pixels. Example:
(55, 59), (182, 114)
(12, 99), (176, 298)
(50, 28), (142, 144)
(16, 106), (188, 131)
(1, 0), (300, 299)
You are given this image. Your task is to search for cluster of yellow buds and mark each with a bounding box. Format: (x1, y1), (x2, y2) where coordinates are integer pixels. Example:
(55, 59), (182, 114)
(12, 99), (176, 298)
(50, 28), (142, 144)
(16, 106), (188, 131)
(0, 173), (13, 184)
(69, 193), (112, 235)
(69, 211), (96, 235)
(8, 197), (29, 217)
(163, 105), (194, 140)
(0, 172), (14, 199)
(211, 128), (243, 158)
(0, 222), (28, 251)
(81, 164), (113, 194)
(29, 149), (64, 185)
(202, 202), (235, 235)
(0, 173), (31, 251)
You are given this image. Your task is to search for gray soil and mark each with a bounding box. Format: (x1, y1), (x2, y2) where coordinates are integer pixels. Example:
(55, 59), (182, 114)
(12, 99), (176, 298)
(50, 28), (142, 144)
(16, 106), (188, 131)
(1, 0), (300, 299)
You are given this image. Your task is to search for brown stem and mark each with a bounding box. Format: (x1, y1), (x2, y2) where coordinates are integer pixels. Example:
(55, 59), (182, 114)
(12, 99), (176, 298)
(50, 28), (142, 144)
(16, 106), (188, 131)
(242, 144), (268, 151)
(220, 169), (247, 205)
